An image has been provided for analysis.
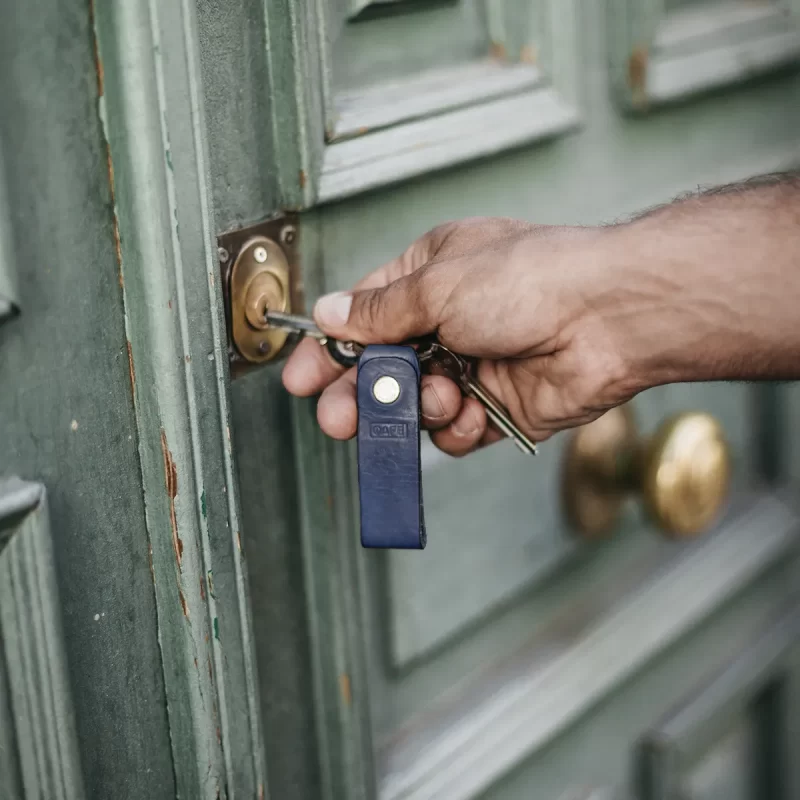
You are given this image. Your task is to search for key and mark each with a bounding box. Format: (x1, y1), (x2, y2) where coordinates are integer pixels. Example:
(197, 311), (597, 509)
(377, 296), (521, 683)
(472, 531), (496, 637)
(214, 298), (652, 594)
(266, 312), (536, 454)
(418, 342), (538, 455)
(265, 310), (363, 367)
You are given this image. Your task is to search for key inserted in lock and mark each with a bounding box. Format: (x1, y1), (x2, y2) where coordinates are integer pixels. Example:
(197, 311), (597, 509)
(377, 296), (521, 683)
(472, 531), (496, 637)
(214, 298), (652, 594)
(357, 345), (426, 549)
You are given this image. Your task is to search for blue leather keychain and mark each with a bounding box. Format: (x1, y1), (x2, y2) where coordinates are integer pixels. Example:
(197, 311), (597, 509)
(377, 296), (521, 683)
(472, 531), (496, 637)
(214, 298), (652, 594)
(356, 345), (426, 549)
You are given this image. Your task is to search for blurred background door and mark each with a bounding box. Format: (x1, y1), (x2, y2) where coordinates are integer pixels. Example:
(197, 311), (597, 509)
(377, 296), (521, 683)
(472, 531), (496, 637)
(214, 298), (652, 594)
(2, 0), (800, 798)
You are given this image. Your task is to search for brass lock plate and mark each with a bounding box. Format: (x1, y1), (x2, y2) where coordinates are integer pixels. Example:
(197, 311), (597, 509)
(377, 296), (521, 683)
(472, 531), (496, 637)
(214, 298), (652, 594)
(217, 214), (304, 378)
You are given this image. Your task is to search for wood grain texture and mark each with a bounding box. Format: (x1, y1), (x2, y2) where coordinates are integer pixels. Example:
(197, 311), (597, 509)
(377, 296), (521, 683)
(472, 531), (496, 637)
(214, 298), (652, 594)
(0, 0), (176, 794)
(93, 0), (266, 796)
(0, 481), (84, 800)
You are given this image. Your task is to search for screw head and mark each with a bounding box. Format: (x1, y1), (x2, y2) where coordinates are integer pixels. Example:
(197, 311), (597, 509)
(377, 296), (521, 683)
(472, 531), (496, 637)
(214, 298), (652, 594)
(372, 375), (401, 404)
(253, 246), (268, 263)
(280, 226), (296, 246)
(218, 247), (229, 263)
(258, 341), (272, 355)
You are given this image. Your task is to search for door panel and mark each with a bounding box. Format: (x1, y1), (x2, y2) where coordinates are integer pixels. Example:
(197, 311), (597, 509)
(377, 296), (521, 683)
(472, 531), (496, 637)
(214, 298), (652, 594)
(635, 598), (800, 800)
(0, 479), (84, 800)
(390, 380), (754, 667)
(607, 0), (800, 111)
(484, 552), (800, 800)
(259, 0), (580, 205)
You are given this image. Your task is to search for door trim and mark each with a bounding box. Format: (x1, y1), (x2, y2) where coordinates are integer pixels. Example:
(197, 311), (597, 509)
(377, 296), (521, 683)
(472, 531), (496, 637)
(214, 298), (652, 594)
(379, 493), (799, 800)
(0, 478), (85, 800)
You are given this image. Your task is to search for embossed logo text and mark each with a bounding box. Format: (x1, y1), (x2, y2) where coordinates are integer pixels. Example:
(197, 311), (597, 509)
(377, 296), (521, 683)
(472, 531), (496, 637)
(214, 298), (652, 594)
(369, 422), (407, 439)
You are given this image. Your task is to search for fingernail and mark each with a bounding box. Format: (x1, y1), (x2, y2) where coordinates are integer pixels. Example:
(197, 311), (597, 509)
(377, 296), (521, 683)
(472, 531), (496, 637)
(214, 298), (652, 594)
(314, 292), (352, 328)
(452, 406), (480, 438)
(421, 385), (445, 420)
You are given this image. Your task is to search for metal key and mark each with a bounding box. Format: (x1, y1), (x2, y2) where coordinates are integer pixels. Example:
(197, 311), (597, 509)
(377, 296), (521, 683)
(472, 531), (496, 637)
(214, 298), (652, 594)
(418, 341), (538, 455)
(266, 312), (537, 454)
(265, 310), (364, 366)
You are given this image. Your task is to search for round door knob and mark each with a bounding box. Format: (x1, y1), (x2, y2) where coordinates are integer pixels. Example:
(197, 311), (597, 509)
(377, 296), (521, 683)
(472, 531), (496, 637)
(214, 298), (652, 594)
(562, 405), (731, 539)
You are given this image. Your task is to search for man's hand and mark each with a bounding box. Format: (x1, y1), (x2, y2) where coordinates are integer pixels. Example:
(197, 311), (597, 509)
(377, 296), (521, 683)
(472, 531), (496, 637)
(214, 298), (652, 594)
(282, 217), (641, 455)
(282, 175), (800, 457)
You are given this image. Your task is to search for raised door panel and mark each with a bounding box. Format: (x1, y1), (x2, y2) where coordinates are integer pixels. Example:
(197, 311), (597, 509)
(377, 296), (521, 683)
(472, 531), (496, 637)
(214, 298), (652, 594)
(607, 0), (800, 111)
(263, 0), (581, 205)
(0, 479), (84, 800)
(389, 380), (754, 667)
(635, 598), (800, 800)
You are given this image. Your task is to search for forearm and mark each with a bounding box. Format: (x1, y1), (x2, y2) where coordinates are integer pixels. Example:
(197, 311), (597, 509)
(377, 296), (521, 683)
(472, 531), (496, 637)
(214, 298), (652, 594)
(597, 173), (800, 390)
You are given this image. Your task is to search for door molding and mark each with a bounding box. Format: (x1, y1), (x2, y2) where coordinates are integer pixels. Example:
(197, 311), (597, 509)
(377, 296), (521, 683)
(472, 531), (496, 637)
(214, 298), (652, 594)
(0, 150), (17, 323)
(0, 479), (84, 800)
(607, 0), (800, 111)
(264, 0), (581, 206)
(377, 493), (799, 800)
(635, 595), (800, 799)
(92, 2), (267, 795)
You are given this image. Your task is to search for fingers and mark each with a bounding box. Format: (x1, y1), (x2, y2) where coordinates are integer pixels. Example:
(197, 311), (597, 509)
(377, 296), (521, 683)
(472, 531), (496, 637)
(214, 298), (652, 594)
(316, 373), (464, 440)
(282, 337), (343, 397)
(429, 398), (488, 456)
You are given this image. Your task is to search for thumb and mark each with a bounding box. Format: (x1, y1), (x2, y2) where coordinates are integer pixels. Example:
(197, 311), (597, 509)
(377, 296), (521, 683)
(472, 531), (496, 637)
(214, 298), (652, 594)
(313, 268), (439, 344)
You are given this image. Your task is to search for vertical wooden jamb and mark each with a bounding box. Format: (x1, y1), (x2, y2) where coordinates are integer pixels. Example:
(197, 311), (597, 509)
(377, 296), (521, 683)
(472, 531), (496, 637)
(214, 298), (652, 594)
(93, 0), (268, 795)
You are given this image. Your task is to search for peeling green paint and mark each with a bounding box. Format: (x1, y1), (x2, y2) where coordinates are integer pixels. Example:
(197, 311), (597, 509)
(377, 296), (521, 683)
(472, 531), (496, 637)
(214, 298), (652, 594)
(213, 617), (219, 640)
(200, 491), (207, 519)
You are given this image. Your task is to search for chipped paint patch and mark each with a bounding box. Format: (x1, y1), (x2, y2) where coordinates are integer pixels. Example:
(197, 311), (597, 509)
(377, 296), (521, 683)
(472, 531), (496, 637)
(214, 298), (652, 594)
(126, 340), (136, 396)
(339, 673), (352, 706)
(213, 617), (219, 640)
(165, 148), (173, 171)
(520, 44), (537, 64)
(147, 541), (155, 582)
(207, 570), (215, 598)
(299, 169), (307, 189)
(70, 420), (79, 432)
(104, 146), (123, 284)
(236, 531), (242, 553)
(160, 429), (183, 566)
(207, 655), (213, 682)
(201, 490), (207, 519)
(628, 46), (649, 109)
(489, 41), (506, 61)
(199, 575), (206, 601)
(178, 588), (189, 617)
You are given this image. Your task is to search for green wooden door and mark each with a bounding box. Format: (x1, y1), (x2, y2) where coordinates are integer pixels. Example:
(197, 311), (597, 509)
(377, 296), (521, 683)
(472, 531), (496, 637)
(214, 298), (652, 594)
(214, 0), (800, 797)
(2, 0), (800, 798)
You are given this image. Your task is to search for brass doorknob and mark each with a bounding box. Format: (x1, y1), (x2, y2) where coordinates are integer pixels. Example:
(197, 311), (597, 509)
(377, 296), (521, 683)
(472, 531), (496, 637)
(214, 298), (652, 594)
(563, 405), (731, 539)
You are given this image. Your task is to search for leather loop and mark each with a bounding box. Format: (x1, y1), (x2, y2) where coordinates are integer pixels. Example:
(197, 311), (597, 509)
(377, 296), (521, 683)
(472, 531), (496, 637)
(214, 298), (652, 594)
(357, 345), (426, 549)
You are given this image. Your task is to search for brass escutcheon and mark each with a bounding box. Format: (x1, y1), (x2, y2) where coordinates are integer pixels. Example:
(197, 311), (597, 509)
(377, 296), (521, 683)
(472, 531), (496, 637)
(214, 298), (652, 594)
(563, 405), (731, 540)
(229, 236), (291, 363)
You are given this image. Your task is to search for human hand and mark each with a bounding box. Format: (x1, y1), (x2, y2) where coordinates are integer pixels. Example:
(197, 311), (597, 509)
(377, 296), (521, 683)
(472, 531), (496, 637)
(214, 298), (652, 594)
(281, 217), (645, 456)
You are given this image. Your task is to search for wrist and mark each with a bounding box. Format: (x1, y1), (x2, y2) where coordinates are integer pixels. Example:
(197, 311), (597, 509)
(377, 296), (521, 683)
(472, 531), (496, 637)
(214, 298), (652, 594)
(587, 220), (720, 393)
